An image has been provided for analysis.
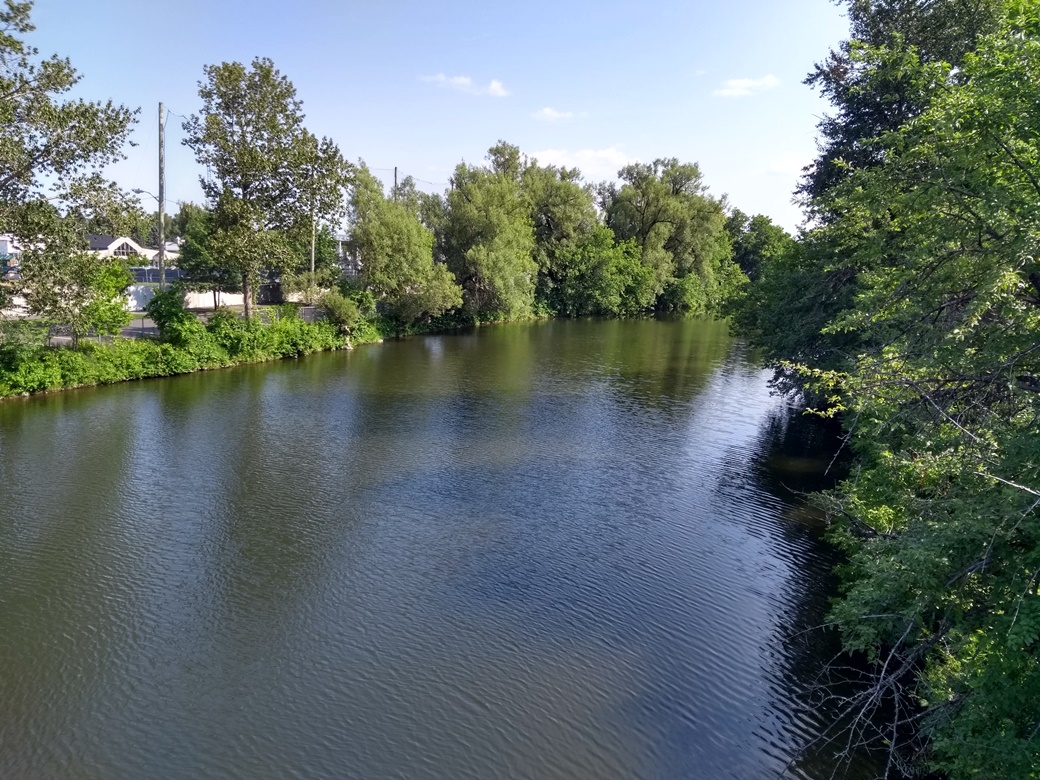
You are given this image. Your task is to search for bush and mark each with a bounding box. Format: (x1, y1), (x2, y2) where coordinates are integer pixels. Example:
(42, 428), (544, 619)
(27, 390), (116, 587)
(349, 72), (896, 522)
(1, 297), (369, 398)
(321, 291), (362, 335)
(206, 308), (249, 356)
(145, 285), (190, 333)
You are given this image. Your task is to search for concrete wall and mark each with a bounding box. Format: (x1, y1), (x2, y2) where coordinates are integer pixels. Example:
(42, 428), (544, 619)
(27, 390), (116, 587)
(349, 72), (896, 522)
(184, 290), (244, 310)
(123, 285), (245, 312)
(125, 285), (155, 311)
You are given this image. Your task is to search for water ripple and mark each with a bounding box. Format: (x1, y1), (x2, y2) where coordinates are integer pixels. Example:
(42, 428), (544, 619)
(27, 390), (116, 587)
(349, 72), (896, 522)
(0, 319), (878, 779)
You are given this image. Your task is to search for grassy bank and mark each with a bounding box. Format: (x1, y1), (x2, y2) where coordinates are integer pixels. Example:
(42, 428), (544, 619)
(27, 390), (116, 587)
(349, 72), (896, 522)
(0, 305), (383, 398)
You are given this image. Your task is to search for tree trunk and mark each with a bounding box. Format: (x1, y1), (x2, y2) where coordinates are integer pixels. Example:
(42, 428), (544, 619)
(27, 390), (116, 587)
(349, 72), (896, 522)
(213, 288), (218, 311)
(242, 272), (252, 319)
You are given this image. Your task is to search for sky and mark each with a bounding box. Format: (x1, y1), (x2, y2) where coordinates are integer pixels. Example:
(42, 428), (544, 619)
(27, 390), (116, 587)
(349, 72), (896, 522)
(31, 0), (850, 234)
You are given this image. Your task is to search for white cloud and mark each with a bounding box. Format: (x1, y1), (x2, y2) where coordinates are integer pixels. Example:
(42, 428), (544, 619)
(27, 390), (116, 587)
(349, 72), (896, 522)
(421, 73), (510, 97)
(532, 107), (583, 122)
(529, 146), (638, 181)
(713, 74), (781, 98)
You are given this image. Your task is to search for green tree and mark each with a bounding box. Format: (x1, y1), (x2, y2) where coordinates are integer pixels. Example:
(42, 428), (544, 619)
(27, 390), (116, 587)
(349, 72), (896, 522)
(0, 0), (136, 332)
(553, 225), (654, 317)
(724, 210), (794, 283)
(738, 2), (1003, 386)
(783, 7), (1040, 776)
(442, 148), (537, 320)
(279, 131), (351, 303)
(349, 165), (461, 329)
(801, 0), (1002, 206)
(0, 0), (136, 231)
(600, 158), (740, 313)
(520, 155), (600, 314)
(17, 204), (132, 343)
(182, 58), (349, 317)
(174, 202), (241, 309)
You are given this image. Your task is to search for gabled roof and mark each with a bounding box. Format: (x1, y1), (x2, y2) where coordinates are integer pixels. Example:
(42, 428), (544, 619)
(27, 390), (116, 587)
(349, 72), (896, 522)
(86, 234), (155, 258)
(87, 233), (117, 251)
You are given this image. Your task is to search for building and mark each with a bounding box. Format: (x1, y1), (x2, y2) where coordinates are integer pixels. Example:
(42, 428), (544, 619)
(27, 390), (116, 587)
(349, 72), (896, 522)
(335, 234), (362, 278)
(0, 233), (22, 280)
(86, 234), (181, 268)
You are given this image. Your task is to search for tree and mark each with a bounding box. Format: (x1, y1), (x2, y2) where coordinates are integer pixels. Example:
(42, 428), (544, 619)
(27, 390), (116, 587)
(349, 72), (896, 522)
(801, 0), (1002, 207)
(520, 155), (600, 313)
(182, 57), (349, 317)
(553, 225), (654, 317)
(0, 0), (137, 332)
(0, 1), (136, 229)
(782, 6), (1040, 776)
(349, 165), (461, 329)
(600, 158), (740, 313)
(16, 203), (132, 343)
(737, 0), (1004, 386)
(442, 147), (537, 320)
(279, 131), (352, 303)
(724, 210), (794, 283)
(174, 202), (241, 309)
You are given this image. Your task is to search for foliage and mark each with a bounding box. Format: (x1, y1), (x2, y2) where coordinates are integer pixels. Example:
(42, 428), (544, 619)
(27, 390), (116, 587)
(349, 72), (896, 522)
(0, 290), (369, 398)
(800, 0), (1002, 207)
(599, 158), (742, 313)
(17, 207), (133, 341)
(442, 147), (538, 320)
(0, 0), (137, 339)
(348, 165), (462, 329)
(182, 57), (350, 317)
(172, 202), (241, 306)
(724, 209), (795, 283)
(517, 147), (601, 310)
(279, 225), (340, 303)
(319, 290), (362, 336)
(748, 6), (1040, 777)
(81, 257), (133, 336)
(0, 0), (137, 231)
(552, 226), (655, 317)
(144, 284), (191, 333)
(737, 0), (1006, 399)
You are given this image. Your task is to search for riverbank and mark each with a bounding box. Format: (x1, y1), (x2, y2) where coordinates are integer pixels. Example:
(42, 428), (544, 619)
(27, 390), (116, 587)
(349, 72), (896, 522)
(0, 298), (574, 400)
(0, 307), (384, 399)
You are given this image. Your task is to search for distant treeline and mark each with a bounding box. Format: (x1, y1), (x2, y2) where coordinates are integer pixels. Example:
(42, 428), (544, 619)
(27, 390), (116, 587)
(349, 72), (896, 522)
(1, 0), (789, 343)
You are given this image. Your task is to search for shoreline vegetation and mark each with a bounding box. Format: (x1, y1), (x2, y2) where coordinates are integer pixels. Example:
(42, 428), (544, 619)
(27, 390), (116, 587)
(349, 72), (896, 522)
(0, 293), (554, 400)
(2, 1), (785, 402)
(732, 3), (1040, 778)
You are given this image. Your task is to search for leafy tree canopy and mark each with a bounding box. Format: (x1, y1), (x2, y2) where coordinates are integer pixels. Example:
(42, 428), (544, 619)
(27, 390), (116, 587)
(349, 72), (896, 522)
(442, 146), (537, 321)
(768, 6), (1040, 776)
(182, 58), (350, 316)
(349, 164), (461, 328)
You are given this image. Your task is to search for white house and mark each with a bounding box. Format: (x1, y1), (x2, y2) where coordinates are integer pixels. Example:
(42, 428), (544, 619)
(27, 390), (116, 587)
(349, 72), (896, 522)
(87, 234), (179, 264)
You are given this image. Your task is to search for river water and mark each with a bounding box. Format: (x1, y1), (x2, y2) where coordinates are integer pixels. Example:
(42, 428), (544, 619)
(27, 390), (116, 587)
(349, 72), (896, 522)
(0, 319), (876, 779)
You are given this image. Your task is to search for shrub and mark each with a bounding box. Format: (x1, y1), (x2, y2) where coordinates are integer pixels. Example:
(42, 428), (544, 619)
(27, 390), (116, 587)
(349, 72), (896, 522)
(321, 291), (362, 335)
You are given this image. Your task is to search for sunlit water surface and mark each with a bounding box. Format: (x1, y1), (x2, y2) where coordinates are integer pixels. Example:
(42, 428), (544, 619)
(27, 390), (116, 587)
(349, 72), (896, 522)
(0, 319), (876, 779)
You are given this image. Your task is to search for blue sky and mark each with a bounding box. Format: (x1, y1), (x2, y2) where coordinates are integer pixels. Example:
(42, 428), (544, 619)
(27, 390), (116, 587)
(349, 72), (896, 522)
(33, 0), (849, 233)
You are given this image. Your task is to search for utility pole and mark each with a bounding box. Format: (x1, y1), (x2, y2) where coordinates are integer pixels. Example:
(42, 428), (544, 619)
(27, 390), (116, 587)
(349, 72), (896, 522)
(158, 102), (166, 288)
(310, 164), (316, 276)
(393, 166), (398, 201)
(309, 154), (316, 305)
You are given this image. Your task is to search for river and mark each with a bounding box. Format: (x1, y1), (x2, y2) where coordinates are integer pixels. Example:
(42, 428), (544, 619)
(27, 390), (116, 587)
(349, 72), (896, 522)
(0, 318), (876, 779)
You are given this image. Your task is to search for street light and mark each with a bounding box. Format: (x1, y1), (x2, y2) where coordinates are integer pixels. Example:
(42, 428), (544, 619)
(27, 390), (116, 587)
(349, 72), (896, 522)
(132, 188), (165, 288)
